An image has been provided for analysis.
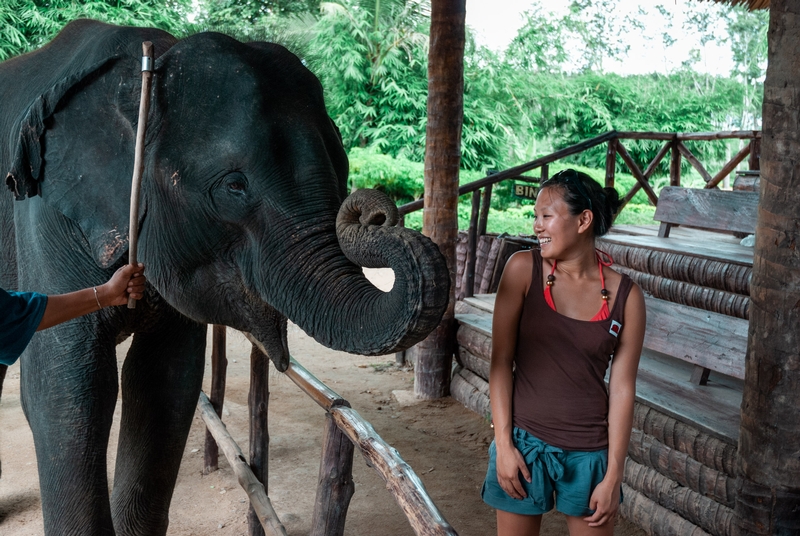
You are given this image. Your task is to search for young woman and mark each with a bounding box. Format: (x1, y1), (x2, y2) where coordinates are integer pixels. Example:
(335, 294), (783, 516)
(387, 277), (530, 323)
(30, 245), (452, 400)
(1, 263), (146, 366)
(482, 169), (646, 535)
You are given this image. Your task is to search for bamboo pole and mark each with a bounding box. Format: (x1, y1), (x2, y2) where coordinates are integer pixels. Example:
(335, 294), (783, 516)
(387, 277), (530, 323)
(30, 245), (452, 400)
(127, 41), (155, 309)
(330, 406), (458, 536)
(248, 344), (270, 536)
(204, 325), (228, 474)
(310, 412), (355, 536)
(706, 141), (752, 189)
(197, 392), (287, 536)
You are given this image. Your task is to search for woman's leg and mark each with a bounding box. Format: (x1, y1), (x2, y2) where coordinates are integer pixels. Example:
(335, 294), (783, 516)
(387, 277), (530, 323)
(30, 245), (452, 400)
(565, 514), (615, 536)
(497, 510), (542, 536)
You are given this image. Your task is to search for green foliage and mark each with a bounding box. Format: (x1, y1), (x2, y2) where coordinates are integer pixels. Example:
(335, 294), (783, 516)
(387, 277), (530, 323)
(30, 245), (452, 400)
(0, 0), (193, 60)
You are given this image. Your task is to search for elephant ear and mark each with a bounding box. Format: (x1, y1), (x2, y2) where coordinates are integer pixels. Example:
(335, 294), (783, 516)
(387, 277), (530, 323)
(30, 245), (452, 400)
(7, 55), (141, 268)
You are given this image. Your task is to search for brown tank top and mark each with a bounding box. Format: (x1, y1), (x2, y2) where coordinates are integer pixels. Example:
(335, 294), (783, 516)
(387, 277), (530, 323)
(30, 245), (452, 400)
(512, 250), (633, 451)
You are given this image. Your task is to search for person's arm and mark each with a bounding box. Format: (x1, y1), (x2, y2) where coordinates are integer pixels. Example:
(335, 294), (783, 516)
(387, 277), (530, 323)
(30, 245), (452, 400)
(585, 282), (646, 527)
(37, 263), (146, 331)
(489, 251), (532, 499)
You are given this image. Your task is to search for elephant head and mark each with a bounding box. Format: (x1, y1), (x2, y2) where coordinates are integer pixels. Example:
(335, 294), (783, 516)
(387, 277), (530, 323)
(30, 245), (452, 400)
(6, 21), (449, 370)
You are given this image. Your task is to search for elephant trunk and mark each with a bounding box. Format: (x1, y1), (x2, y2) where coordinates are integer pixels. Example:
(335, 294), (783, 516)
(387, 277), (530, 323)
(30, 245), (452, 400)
(267, 189), (449, 356)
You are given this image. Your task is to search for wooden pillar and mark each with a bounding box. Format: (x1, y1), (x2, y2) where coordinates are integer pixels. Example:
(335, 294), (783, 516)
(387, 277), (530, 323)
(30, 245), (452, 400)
(310, 411), (355, 536)
(669, 139), (681, 187)
(204, 324), (227, 474)
(605, 139), (617, 188)
(541, 163), (549, 182)
(736, 1), (800, 533)
(465, 190), (480, 298)
(248, 344), (270, 536)
(749, 137), (761, 171)
(414, 0), (466, 399)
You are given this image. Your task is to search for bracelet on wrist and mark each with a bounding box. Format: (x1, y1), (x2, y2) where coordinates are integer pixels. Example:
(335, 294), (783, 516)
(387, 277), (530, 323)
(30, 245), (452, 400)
(93, 287), (102, 310)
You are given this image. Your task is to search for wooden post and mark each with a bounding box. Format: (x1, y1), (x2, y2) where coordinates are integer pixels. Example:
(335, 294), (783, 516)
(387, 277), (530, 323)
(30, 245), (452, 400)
(605, 139), (617, 188)
(477, 184), (492, 237)
(310, 411), (355, 536)
(736, 1), (800, 531)
(248, 344), (270, 536)
(670, 139), (681, 187)
(541, 163), (549, 182)
(465, 190), (481, 298)
(414, 0), (466, 400)
(204, 325), (228, 474)
(749, 137), (761, 171)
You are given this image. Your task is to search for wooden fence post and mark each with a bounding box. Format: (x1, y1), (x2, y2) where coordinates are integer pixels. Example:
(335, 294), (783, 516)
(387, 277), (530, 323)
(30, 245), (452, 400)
(541, 163), (549, 182)
(749, 137), (761, 171)
(204, 324), (228, 474)
(465, 189), (481, 298)
(310, 410), (356, 536)
(477, 184), (492, 237)
(605, 139), (617, 188)
(670, 139), (681, 187)
(248, 344), (270, 536)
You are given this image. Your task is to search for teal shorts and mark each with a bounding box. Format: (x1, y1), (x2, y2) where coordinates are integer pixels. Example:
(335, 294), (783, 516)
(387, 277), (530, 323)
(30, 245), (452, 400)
(481, 427), (621, 517)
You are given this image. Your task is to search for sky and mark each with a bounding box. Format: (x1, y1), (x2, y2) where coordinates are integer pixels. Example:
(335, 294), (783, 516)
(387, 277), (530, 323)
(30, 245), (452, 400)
(464, 0), (735, 76)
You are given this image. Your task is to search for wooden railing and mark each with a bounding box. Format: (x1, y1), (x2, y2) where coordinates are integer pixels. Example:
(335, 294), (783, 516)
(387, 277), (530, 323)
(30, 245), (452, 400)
(398, 130), (761, 298)
(199, 328), (458, 536)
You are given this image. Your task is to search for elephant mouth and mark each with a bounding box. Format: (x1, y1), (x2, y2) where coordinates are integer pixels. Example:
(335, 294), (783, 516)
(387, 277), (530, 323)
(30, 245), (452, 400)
(243, 332), (289, 372)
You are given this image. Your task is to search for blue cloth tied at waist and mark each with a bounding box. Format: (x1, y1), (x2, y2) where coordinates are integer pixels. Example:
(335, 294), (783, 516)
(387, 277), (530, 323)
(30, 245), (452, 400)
(514, 428), (565, 509)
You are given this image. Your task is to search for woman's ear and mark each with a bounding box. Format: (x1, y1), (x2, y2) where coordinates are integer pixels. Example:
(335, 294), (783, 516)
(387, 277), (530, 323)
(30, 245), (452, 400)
(578, 209), (594, 235)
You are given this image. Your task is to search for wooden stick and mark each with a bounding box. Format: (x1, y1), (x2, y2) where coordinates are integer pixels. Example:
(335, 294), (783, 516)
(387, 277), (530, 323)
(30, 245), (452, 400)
(706, 141), (752, 189)
(248, 344), (270, 536)
(204, 325), (228, 474)
(197, 392), (287, 536)
(330, 406), (458, 535)
(676, 141), (712, 183)
(127, 41), (155, 309)
(310, 412), (355, 536)
(615, 140), (659, 205)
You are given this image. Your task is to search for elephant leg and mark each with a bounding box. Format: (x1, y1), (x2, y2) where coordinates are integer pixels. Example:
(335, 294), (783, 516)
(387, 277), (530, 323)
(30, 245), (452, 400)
(110, 318), (206, 536)
(20, 323), (118, 535)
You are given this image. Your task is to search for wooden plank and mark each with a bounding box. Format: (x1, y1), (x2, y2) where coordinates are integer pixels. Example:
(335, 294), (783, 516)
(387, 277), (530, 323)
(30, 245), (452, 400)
(599, 234), (755, 267)
(455, 313), (493, 338)
(462, 295), (495, 314)
(677, 142), (712, 183)
(643, 296), (747, 379)
(654, 187), (759, 235)
(635, 350), (742, 443)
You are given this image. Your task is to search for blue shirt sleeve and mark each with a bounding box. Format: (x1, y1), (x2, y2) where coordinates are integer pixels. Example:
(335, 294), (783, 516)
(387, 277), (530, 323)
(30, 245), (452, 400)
(1, 288), (48, 366)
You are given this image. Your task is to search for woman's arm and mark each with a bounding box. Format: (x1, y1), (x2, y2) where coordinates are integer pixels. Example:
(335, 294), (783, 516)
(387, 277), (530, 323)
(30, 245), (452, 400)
(489, 251), (532, 499)
(37, 264), (146, 331)
(585, 282), (646, 527)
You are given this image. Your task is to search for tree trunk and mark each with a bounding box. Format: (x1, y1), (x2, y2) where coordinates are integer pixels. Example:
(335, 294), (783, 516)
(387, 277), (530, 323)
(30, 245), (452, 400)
(414, 0), (465, 399)
(735, 1), (800, 533)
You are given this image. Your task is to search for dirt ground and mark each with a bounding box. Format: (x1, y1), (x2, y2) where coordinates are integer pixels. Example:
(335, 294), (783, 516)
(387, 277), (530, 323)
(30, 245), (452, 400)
(0, 269), (646, 535)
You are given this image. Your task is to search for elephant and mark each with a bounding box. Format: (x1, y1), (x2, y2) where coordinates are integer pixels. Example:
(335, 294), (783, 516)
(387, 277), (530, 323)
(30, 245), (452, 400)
(0, 19), (449, 535)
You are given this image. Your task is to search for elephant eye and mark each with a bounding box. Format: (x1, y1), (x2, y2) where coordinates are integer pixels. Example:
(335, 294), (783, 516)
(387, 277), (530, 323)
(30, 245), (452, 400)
(224, 173), (248, 194)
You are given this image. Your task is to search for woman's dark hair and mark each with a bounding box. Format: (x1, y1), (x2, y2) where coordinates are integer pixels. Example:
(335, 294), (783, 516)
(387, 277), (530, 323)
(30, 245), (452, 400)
(539, 169), (621, 237)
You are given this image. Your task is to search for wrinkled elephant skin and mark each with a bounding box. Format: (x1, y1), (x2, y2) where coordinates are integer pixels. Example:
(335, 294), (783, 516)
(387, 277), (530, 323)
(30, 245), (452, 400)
(0, 20), (448, 535)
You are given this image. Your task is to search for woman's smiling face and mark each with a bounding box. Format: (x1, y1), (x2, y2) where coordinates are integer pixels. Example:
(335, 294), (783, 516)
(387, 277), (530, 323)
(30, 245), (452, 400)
(533, 186), (592, 257)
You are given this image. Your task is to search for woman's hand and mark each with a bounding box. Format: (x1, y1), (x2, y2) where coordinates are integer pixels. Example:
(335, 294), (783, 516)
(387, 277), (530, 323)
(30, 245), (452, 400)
(97, 263), (146, 306)
(495, 442), (531, 500)
(584, 477), (620, 527)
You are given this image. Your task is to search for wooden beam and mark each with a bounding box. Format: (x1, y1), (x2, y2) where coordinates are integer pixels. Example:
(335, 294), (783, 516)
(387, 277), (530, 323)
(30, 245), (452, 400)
(615, 140), (659, 205)
(330, 406), (458, 536)
(282, 357), (347, 411)
(465, 190), (480, 298)
(204, 325), (228, 474)
(677, 141), (712, 183)
(616, 141), (672, 215)
(616, 131), (761, 141)
(707, 141), (753, 189)
(198, 392), (287, 536)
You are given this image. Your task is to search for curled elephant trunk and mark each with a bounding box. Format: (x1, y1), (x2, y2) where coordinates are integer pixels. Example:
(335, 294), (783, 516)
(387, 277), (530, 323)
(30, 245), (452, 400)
(272, 189), (450, 357)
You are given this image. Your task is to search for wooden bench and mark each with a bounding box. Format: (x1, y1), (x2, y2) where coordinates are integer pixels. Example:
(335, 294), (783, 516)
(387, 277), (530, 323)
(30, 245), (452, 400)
(655, 186), (759, 238)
